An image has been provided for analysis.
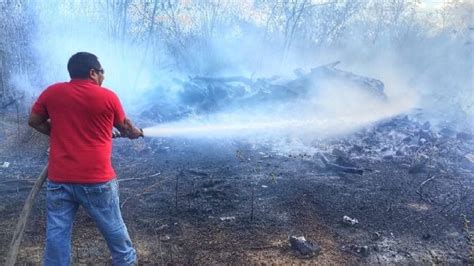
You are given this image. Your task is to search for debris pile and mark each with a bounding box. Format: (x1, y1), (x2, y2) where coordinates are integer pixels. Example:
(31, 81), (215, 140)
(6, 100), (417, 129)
(141, 62), (387, 121)
(312, 114), (473, 178)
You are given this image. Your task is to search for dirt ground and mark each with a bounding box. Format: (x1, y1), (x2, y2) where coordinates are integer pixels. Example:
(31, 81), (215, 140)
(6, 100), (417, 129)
(0, 112), (473, 264)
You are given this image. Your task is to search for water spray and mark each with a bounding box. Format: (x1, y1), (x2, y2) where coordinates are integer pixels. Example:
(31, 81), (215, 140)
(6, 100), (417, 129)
(133, 92), (416, 140)
(139, 117), (368, 139)
(140, 119), (333, 139)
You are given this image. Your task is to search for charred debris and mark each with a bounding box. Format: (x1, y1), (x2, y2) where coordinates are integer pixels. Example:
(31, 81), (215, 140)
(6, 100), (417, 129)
(138, 61), (473, 183)
(141, 61), (387, 121)
(113, 102), (473, 263)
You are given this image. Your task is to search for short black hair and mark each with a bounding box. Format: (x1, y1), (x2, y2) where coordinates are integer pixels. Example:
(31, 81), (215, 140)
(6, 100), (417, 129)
(67, 52), (101, 79)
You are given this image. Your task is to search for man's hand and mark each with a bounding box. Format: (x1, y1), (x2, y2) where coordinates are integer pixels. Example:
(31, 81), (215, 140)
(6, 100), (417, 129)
(114, 118), (143, 139)
(28, 113), (51, 136)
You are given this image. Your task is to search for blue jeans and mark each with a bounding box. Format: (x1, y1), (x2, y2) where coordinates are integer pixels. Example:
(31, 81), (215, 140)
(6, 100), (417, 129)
(44, 179), (136, 266)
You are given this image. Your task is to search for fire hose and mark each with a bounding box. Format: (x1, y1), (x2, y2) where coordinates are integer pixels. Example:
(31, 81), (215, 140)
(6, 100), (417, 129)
(6, 128), (143, 265)
(6, 164), (48, 266)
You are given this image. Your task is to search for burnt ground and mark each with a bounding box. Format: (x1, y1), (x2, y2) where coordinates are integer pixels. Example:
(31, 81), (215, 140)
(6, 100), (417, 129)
(0, 112), (473, 264)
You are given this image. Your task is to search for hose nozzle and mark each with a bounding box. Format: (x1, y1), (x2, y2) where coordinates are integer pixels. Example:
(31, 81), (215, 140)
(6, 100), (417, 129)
(112, 128), (144, 139)
(112, 131), (122, 138)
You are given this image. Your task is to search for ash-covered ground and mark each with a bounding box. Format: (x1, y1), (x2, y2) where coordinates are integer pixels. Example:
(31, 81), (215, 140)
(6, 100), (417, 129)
(0, 111), (472, 264)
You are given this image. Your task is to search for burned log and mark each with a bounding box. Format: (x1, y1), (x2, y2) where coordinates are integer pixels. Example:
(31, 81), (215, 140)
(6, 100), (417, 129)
(316, 152), (364, 175)
(193, 76), (254, 85)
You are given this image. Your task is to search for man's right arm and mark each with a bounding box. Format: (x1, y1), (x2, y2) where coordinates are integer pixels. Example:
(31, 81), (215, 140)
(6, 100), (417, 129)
(28, 113), (51, 136)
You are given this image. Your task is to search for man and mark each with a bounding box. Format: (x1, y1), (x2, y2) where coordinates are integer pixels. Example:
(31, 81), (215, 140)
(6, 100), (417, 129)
(28, 52), (142, 265)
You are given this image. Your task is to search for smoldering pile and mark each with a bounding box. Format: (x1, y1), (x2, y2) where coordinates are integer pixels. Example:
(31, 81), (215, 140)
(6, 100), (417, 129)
(140, 62), (387, 122)
(309, 114), (474, 180)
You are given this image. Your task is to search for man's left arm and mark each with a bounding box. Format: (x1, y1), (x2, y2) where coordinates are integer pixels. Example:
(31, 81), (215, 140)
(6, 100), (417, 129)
(28, 113), (51, 136)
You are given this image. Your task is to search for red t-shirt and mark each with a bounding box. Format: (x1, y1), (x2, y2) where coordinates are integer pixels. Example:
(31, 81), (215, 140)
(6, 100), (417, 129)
(31, 79), (126, 183)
